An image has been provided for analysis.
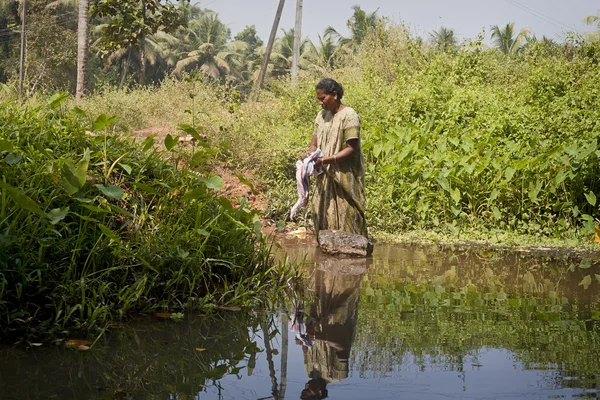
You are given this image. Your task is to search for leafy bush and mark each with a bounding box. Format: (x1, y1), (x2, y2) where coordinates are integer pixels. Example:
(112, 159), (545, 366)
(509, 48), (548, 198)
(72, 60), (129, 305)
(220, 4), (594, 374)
(0, 94), (290, 339)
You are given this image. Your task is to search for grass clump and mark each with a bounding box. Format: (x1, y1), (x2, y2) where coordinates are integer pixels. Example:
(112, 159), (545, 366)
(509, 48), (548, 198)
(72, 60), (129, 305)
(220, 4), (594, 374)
(0, 94), (293, 340)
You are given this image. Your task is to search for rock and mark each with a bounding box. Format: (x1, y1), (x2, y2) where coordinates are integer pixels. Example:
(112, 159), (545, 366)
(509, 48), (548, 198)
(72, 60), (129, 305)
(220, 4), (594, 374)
(317, 230), (373, 257)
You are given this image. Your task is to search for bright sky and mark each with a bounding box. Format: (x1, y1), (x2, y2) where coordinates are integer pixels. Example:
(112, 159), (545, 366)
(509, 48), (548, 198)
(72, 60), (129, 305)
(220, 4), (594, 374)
(204, 0), (599, 44)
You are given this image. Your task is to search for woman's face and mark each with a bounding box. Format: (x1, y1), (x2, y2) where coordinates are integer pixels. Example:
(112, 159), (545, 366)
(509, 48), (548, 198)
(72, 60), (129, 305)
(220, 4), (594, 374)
(316, 89), (337, 112)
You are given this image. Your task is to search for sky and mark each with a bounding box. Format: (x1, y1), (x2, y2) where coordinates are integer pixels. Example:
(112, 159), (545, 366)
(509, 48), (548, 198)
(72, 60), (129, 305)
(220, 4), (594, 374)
(204, 0), (599, 44)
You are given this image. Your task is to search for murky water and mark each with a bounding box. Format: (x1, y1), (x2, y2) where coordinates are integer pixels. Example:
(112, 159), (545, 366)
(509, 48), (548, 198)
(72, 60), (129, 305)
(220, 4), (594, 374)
(1, 241), (599, 399)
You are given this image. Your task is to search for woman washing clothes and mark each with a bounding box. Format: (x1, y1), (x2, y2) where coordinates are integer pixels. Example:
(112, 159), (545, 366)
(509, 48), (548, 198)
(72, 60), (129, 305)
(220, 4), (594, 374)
(308, 78), (367, 240)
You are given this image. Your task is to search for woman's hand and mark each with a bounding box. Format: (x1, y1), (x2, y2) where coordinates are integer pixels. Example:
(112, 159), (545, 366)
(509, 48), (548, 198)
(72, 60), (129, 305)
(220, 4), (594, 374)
(314, 157), (324, 167)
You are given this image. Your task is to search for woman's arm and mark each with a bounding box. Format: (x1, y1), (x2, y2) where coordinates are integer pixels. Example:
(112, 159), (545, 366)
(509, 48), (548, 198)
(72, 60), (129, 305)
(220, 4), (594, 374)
(315, 138), (358, 167)
(308, 135), (318, 154)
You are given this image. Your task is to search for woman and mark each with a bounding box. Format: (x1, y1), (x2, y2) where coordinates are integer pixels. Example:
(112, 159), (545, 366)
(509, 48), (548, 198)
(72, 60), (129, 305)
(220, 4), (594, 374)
(308, 78), (367, 240)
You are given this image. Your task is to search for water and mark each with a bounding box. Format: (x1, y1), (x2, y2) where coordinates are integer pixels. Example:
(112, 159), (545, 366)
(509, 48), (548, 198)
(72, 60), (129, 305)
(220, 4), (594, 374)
(1, 241), (599, 399)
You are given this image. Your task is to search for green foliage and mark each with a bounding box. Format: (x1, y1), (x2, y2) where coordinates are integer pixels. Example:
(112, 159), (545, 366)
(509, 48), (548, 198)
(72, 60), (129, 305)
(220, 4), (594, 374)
(91, 0), (182, 57)
(0, 96), (292, 339)
(69, 22), (600, 246)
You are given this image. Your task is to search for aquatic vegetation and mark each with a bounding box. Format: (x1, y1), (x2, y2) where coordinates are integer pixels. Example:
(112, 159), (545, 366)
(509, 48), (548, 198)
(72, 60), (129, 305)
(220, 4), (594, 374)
(0, 94), (292, 339)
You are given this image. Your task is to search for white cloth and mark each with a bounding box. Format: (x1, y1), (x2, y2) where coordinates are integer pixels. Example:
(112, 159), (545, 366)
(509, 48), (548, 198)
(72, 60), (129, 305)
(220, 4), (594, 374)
(290, 149), (324, 220)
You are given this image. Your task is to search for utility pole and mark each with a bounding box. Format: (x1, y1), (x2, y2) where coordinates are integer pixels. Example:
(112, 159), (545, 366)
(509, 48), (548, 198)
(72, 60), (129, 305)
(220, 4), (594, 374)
(255, 0), (285, 94)
(291, 0), (303, 82)
(18, 0), (27, 102)
(76, 0), (90, 100)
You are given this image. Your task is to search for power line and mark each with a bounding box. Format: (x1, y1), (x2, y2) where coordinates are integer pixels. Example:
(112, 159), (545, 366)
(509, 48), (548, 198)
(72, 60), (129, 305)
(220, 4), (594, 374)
(0, 16), (79, 43)
(503, 0), (576, 33)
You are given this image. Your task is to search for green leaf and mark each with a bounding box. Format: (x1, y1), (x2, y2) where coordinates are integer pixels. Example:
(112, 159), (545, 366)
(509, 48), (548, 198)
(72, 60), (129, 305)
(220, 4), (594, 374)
(492, 206), (502, 219)
(134, 183), (159, 195)
(95, 184), (124, 200)
(47, 207), (69, 225)
(183, 187), (206, 201)
(579, 275), (592, 290)
(98, 223), (120, 240)
(71, 106), (87, 117)
(198, 175), (223, 190)
(119, 163), (132, 175)
(47, 92), (70, 109)
(60, 157), (89, 195)
(0, 139), (14, 152)
(527, 179), (543, 203)
(489, 189), (500, 202)
(92, 114), (117, 131)
(579, 258), (592, 269)
(436, 176), (450, 193)
(142, 134), (157, 152)
(585, 191), (597, 207)
(218, 197), (234, 211)
(74, 213), (99, 222)
(450, 187), (461, 204)
(4, 153), (22, 165)
(504, 167), (516, 181)
(164, 134), (179, 151)
(81, 204), (110, 213)
(236, 173), (258, 195)
(177, 124), (204, 141)
(0, 181), (45, 217)
(109, 204), (133, 217)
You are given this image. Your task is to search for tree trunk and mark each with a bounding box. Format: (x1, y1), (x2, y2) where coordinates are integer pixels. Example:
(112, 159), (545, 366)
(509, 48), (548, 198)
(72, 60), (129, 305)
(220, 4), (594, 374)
(76, 0), (90, 100)
(119, 54), (130, 90)
(139, 42), (146, 85)
(291, 0), (303, 82)
(255, 0), (285, 94)
(139, 0), (146, 85)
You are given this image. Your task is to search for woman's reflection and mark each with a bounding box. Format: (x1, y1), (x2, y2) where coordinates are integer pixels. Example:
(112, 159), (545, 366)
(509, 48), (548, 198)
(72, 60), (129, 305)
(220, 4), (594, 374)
(290, 254), (370, 399)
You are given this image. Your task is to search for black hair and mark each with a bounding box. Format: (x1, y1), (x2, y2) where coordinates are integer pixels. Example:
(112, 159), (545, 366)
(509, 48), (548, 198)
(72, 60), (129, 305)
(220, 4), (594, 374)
(315, 78), (344, 100)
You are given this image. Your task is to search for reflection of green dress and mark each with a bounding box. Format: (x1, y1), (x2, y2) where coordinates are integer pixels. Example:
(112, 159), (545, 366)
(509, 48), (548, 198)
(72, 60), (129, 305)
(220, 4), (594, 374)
(311, 106), (367, 238)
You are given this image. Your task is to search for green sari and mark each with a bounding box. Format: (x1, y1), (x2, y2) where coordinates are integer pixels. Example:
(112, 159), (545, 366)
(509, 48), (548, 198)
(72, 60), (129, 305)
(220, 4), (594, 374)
(311, 106), (367, 238)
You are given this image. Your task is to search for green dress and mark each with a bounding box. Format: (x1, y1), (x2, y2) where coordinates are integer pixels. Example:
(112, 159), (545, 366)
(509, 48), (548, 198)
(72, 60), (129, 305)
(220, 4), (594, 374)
(311, 106), (367, 238)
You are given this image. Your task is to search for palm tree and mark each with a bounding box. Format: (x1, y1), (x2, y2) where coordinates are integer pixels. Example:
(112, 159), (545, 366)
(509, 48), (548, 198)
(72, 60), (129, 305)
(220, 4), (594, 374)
(490, 23), (530, 55)
(307, 33), (339, 70)
(325, 6), (380, 49)
(584, 9), (600, 29)
(266, 28), (310, 77)
(429, 26), (457, 52)
(173, 11), (246, 80)
(584, 10), (600, 41)
(97, 33), (168, 89)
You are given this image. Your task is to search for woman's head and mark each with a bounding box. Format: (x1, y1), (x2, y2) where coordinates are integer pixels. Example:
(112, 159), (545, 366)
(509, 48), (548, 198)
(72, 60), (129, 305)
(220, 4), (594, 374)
(315, 78), (344, 113)
(315, 78), (344, 100)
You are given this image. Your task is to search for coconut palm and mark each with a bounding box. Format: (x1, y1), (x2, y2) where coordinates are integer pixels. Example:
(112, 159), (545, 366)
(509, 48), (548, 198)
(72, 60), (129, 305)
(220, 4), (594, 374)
(97, 32), (169, 89)
(584, 10), (600, 29)
(172, 11), (241, 80)
(268, 28), (310, 77)
(429, 26), (457, 52)
(325, 6), (381, 50)
(307, 33), (339, 70)
(584, 10), (600, 41)
(490, 23), (530, 55)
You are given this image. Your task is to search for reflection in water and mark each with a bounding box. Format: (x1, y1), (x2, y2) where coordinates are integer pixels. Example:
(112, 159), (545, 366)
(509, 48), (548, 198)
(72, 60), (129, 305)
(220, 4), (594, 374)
(290, 253), (371, 399)
(1, 242), (599, 399)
